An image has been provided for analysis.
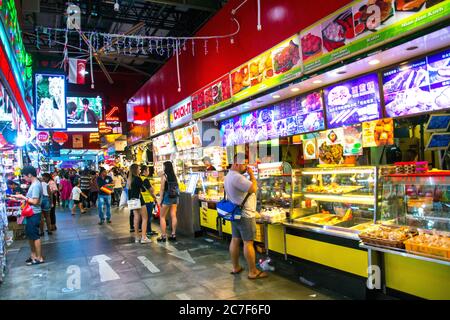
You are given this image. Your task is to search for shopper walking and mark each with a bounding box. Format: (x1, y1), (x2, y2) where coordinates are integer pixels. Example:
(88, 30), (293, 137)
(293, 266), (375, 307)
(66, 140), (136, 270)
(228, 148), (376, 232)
(141, 165), (158, 237)
(128, 164), (151, 244)
(224, 155), (268, 280)
(97, 168), (113, 225)
(80, 169), (92, 209)
(54, 172), (61, 207)
(59, 173), (73, 209)
(11, 166), (44, 265)
(71, 180), (88, 215)
(44, 173), (58, 231)
(112, 169), (125, 206)
(90, 171), (99, 208)
(40, 174), (53, 236)
(157, 161), (179, 242)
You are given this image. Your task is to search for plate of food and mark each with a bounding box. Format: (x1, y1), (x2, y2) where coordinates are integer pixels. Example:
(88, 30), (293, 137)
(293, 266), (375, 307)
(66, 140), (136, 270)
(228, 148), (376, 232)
(305, 140), (316, 157)
(301, 33), (322, 60)
(273, 40), (300, 74)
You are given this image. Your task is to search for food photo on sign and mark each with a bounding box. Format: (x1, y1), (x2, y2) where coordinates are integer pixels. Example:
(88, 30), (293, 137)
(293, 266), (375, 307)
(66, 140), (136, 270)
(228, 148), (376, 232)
(35, 73), (66, 130)
(362, 118), (394, 147)
(317, 129), (345, 165)
(66, 96), (103, 132)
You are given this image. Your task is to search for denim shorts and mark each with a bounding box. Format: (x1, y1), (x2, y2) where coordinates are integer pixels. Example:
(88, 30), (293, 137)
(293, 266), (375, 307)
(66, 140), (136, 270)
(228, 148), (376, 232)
(41, 196), (51, 211)
(25, 213), (42, 240)
(162, 192), (178, 206)
(231, 217), (256, 241)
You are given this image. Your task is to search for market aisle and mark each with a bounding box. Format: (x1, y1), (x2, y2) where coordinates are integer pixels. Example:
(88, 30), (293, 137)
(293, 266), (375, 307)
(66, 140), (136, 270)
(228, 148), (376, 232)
(0, 206), (346, 300)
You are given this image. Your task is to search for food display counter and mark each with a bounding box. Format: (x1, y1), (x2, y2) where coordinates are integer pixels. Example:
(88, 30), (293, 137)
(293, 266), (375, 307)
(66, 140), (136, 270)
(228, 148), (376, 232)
(198, 171), (225, 233)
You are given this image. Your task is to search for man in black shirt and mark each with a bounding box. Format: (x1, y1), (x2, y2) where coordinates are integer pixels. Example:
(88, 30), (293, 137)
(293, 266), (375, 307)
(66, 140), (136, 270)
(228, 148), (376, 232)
(97, 167), (114, 225)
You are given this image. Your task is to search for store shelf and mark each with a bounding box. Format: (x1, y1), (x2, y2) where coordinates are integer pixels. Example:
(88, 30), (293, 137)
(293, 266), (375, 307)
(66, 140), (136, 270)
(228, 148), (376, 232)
(359, 243), (450, 266)
(304, 193), (374, 205)
(283, 221), (360, 241)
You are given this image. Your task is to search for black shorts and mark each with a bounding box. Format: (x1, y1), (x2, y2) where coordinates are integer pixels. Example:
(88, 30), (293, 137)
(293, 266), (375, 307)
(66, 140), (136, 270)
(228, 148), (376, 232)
(73, 200), (81, 205)
(25, 213), (42, 241)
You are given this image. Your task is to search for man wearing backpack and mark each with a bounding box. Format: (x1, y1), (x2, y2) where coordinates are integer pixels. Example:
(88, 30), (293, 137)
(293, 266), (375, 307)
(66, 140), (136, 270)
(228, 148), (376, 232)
(224, 154), (268, 280)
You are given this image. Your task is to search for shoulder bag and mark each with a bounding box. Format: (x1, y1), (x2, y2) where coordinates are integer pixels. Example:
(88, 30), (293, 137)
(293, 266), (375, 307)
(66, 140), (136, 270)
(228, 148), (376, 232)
(217, 189), (251, 222)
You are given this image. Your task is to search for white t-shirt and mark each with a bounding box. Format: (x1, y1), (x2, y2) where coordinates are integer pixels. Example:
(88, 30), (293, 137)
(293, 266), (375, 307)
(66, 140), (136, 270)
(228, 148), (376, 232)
(224, 170), (256, 219)
(72, 186), (82, 201)
(42, 181), (49, 196)
(55, 176), (61, 184)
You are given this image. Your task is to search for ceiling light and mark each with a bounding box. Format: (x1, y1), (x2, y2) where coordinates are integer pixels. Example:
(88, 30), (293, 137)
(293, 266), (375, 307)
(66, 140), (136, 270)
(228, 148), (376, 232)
(231, 110), (237, 113)
(369, 59), (380, 65)
(290, 88), (300, 92)
(243, 106), (250, 109)
(272, 94), (281, 99)
(211, 118), (216, 121)
(220, 114), (226, 117)
(313, 80), (322, 84)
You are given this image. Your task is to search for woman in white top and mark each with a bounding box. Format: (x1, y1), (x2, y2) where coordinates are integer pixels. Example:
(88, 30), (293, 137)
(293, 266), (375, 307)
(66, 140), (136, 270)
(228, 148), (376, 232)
(112, 168), (124, 206)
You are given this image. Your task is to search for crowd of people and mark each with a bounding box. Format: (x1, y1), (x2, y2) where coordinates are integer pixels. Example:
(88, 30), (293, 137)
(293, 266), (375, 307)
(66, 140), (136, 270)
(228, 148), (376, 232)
(6, 156), (268, 280)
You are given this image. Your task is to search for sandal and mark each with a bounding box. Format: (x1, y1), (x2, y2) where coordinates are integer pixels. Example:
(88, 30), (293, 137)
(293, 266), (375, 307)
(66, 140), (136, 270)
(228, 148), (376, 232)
(168, 234), (177, 242)
(248, 270), (268, 280)
(26, 259), (45, 266)
(230, 267), (244, 275)
(157, 236), (166, 242)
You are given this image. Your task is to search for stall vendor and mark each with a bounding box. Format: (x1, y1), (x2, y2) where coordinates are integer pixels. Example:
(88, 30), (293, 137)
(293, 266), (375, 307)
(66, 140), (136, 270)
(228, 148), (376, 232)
(203, 157), (216, 171)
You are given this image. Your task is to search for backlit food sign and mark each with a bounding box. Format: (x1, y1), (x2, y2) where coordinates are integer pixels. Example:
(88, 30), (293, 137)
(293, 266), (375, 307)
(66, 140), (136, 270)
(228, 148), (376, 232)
(150, 110), (169, 136)
(192, 74), (233, 119)
(169, 97), (192, 128)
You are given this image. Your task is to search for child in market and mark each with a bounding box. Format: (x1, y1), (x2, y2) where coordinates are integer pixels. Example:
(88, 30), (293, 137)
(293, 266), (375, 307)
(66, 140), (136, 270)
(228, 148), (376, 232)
(71, 180), (88, 215)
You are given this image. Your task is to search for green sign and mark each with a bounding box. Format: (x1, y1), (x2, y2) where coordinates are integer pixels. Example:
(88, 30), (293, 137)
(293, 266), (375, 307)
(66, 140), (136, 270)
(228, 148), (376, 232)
(302, 0), (450, 74)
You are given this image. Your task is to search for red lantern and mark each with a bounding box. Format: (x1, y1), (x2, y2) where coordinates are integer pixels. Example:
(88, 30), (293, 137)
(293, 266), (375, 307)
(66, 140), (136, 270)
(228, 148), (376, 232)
(52, 132), (68, 145)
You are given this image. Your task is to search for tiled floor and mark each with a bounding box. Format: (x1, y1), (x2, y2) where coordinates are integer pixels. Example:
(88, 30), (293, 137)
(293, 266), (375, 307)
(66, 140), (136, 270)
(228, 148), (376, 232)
(0, 206), (347, 300)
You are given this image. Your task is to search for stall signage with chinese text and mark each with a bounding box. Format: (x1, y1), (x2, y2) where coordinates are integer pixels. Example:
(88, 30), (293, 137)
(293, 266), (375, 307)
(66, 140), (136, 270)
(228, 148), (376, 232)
(150, 110), (169, 136)
(169, 97), (192, 128)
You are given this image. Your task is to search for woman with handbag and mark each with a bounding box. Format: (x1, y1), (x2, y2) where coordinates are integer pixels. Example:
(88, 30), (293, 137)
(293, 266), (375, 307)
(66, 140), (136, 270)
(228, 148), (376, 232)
(11, 166), (45, 265)
(127, 164), (151, 244)
(157, 161), (179, 242)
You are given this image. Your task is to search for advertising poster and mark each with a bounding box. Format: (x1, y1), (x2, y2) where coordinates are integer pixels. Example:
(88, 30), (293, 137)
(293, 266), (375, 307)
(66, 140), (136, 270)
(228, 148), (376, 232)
(35, 73), (66, 130)
(66, 96), (103, 132)
(362, 118), (394, 147)
(173, 123), (202, 151)
(231, 34), (302, 103)
(170, 97), (192, 128)
(427, 48), (450, 112)
(150, 110), (169, 136)
(303, 137), (318, 160)
(317, 128), (344, 165)
(192, 74), (232, 119)
(153, 132), (176, 156)
(72, 134), (83, 148)
(343, 124), (363, 156)
(301, 0), (450, 73)
(324, 73), (382, 129)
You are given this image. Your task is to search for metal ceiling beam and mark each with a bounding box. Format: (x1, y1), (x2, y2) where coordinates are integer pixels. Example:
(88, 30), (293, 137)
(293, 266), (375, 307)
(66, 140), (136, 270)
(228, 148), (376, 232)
(144, 0), (221, 12)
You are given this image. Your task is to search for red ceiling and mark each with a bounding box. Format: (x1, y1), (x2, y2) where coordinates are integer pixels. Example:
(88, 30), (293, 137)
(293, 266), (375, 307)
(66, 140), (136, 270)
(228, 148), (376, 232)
(130, 0), (352, 115)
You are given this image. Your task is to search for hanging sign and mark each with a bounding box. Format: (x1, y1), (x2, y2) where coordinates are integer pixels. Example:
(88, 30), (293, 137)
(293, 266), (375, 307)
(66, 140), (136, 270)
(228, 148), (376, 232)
(37, 131), (50, 144)
(169, 97), (192, 128)
(150, 110), (169, 136)
(52, 131), (68, 145)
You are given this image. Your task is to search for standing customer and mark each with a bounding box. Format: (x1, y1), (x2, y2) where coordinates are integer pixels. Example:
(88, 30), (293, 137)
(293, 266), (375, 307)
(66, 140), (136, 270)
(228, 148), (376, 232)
(11, 166), (44, 265)
(59, 173), (72, 209)
(157, 161), (179, 242)
(97, 168), (113, 225)
(141, 165), (158, 237)
(40, 174), (53, 236)
(90, 171), (99, 208)
(128, 164), (151, 243)
(71, 180), (88, 215)
(112, 169), (124, 207)
(44, 173), (58, 231)
(80, 169), (92, 209)
(54, 172), (61, 207)
(225, 155), (268, 280)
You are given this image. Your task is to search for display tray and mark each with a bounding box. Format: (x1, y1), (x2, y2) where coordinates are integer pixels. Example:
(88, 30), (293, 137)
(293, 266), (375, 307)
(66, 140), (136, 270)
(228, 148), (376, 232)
(303, 185), (365, 195)
(359, 225), (418, 249)
(359, 234), (406, 249)
(296, 213), (343, 226)
(404, 238), (450, 261)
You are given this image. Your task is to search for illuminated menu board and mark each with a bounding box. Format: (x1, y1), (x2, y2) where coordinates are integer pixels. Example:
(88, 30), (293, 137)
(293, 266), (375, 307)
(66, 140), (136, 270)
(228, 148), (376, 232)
(324, 73), (382, 129)
(220, 91), (325, 147)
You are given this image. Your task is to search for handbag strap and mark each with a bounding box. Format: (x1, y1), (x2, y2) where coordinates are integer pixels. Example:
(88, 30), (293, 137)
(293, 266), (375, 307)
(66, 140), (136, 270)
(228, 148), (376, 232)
(224, 187), (251, 208)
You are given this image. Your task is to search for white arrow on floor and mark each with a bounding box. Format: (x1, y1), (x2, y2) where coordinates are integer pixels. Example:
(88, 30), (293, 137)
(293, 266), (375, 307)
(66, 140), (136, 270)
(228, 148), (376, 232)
(90, 254), (120, 282)
(137, 256), (160, 273)
(157, 242), (196, 264)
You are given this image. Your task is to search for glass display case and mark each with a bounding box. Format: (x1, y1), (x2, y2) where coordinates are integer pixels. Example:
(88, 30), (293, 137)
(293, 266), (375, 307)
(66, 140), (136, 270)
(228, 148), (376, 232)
(288, 166), (378, 237)
(198, 171), (225, 202)
(379, 172), (450, 233)
(257, 162), (298, 223)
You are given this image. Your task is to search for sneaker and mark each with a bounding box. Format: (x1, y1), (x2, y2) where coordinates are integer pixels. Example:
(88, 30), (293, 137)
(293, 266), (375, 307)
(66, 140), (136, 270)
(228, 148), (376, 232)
(140, 237), (152, 244)
(135, 238), (140, 244)
(107, 220), (111, 224)
(98, 221), (104, 225)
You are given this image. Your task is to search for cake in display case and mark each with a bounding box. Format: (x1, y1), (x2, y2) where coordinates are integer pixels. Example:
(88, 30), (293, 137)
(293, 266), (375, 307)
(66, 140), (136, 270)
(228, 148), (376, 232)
(198, 171), (225, 202)
(287, 166), (378, 237)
